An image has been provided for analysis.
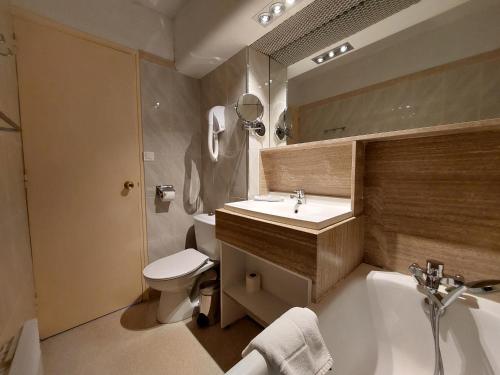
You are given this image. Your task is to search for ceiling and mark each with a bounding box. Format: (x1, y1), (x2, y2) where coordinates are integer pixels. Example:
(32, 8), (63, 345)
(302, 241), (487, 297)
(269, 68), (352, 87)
(133, 0), (186, 18)
(173, 0), (317, 78)
(173, 0), (477, 79)
(251, 0), (420, 67)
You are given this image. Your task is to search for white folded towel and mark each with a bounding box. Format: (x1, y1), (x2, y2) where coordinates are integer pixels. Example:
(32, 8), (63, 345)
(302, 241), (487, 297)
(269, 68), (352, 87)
(242, 307), (333, 375)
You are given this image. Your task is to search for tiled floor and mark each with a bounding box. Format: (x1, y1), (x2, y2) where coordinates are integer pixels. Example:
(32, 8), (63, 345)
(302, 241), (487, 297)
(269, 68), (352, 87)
(41, 299), (262, 375)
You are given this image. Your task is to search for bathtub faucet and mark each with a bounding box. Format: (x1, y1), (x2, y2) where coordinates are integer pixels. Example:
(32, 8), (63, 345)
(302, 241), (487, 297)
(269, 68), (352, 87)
(410, 260), (500, 299)
(409, 260), (464, 295)
(410, 260), (500, 375)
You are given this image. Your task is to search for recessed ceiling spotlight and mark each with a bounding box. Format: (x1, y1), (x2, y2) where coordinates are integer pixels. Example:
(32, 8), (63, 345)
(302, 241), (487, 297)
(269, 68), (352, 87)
(312, 42), (354, 64)
(270, 2), (285, 15)
(254, 0), (302, 27)
(258, 12), (272, 25)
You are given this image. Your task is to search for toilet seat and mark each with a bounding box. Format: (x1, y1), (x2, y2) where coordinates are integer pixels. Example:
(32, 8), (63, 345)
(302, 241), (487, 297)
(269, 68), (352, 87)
(143, 248), (209, 281)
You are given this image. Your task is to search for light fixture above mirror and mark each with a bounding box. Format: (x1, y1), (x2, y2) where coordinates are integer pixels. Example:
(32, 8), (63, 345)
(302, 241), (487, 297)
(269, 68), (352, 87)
(312, 42), (354, 64)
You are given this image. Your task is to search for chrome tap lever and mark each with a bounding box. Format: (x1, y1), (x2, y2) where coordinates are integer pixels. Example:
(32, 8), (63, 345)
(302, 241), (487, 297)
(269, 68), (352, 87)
(290, 189), (305, 199)
(440, 285), (467, 310)
(290, 189), (305, 204)
(440, 274), (465, 290)
(426, 260), (444, 292)
(409, 263), (427, 286)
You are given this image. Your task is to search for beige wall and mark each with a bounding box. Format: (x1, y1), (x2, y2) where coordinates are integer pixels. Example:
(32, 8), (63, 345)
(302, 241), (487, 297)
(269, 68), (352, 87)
(200, 49), (248, 211)
(199, 47), (286, 208)
(247, 48), (287, 198)
(140, 59), (202, 262)
(247, 48), (269, 198)
(0, 0), (36, 346)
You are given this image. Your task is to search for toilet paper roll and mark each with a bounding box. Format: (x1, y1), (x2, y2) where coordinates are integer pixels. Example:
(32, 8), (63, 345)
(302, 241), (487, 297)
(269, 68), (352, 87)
(246, 272), (261, 294)
(160, 190), (175, 202)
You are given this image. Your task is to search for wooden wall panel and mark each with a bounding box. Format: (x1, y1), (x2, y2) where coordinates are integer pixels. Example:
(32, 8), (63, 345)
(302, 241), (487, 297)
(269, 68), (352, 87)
(216, 209), (318, 280)
(364, 131), (500, 281)
(351, 141), (365, 216)
(260, 142), (352, 197)
(316, 216), (364, 300)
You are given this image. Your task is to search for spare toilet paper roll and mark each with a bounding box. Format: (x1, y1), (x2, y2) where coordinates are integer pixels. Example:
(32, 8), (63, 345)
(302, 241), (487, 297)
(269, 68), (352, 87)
(160, 190), (175, 202)
(246, 272), (261, 293)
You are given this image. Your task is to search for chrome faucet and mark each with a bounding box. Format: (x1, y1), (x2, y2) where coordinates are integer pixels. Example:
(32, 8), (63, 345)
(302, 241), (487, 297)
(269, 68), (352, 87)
(290, 189), (305, 204)
(409, 260), (500, 375)
(290, 189), (305, 214)
(409, 260), (464, 294)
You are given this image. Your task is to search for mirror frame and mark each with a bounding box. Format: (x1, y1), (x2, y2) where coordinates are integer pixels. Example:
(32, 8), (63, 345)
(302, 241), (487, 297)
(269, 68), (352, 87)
(235, 93), (266, 137)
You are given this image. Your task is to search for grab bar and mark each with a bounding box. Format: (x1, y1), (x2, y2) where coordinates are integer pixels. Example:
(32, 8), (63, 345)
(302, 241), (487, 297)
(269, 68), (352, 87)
(0, 111), (20, 131)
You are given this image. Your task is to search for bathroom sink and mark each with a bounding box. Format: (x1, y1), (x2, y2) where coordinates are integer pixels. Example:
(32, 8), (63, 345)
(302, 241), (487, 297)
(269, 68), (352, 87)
(224, 193), (352, 230)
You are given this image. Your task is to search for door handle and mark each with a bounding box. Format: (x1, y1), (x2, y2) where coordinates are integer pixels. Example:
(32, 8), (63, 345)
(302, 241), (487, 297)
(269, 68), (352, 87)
(124, 181), (135, 190)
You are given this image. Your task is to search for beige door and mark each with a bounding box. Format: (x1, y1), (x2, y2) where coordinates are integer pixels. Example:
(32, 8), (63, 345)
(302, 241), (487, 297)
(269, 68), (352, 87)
(14, 14), (146, 338)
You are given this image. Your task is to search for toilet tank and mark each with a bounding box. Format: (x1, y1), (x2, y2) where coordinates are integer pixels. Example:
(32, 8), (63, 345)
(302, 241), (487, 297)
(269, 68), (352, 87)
(194, 213), (219, 260)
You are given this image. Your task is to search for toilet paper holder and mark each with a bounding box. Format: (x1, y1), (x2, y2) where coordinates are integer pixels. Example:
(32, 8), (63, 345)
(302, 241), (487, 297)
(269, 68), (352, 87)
(156, 185), (175, 198)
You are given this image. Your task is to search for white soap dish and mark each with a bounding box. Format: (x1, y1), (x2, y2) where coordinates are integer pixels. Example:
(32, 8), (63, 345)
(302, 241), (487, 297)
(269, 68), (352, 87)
(253, 195), (284, 202)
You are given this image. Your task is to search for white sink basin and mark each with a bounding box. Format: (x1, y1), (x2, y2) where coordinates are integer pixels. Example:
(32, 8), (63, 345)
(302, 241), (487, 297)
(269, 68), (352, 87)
(224, 192), (352, 230)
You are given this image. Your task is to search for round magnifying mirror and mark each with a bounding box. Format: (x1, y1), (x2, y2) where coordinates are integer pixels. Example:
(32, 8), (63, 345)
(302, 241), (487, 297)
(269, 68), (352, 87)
(235, 93), (264, 123)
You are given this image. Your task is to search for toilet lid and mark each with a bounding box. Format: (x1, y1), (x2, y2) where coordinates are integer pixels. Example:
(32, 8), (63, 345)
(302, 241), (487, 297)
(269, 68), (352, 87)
(143, 248), (209, 280)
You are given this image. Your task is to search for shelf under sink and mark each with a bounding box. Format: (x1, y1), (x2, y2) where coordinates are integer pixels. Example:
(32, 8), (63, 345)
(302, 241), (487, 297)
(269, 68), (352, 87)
(224, 282), (291, 326)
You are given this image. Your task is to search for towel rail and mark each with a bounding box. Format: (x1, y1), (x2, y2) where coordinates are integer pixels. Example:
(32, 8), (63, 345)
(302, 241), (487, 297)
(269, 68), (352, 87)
(0, 111), (20, 132)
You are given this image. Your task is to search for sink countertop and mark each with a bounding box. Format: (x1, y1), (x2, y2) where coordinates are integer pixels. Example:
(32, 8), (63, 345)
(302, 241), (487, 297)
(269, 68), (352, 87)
(224, 192), (352, 230)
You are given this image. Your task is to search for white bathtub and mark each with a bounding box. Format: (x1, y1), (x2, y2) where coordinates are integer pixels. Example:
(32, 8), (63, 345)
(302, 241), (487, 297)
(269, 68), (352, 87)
(227, 263), (500, 375)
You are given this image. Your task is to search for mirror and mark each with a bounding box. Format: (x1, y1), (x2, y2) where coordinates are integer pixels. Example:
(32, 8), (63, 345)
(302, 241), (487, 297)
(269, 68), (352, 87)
(274, 108), (292, 141)
(284, 1), (500, 145)
(235, 93), (264, 123)
(235, 93), (266, 136)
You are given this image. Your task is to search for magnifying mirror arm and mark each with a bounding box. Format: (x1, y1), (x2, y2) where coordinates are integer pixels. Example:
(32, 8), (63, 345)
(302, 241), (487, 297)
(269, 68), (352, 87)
(242, 120), (261, 130)
(242, 120), (266, 137)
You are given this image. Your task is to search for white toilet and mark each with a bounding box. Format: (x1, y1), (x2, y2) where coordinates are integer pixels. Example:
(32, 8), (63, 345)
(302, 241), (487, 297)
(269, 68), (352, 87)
(142, 213), (219, 323)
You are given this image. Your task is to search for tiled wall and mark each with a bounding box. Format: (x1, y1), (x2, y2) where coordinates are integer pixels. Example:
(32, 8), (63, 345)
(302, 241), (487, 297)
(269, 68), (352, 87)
(296, 51), (500, 143)
(247, 49), (287, 198)
(0, 0), (36, 345)
(200, 49), (248, 211)
(247, 48), (269, 198)
(140, 60), (202, 262)
(269, 58), (287, 148)
(141, 47), (282, 260)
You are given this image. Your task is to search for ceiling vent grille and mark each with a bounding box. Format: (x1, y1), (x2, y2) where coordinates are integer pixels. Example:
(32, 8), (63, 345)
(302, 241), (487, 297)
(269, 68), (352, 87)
(251, 0), (420, 66)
